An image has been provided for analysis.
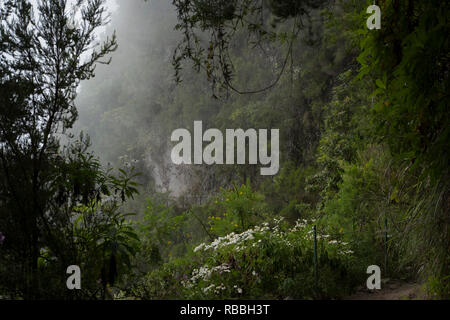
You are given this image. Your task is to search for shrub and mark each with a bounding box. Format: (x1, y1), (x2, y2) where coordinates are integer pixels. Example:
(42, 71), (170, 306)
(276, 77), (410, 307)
(131, 218), (362, 299)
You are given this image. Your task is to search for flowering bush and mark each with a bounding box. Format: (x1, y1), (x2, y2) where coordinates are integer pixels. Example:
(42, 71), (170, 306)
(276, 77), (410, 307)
(130, 217), (362, 299)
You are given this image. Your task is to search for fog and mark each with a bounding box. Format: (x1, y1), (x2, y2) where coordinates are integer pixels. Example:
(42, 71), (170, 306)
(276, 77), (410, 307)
(73, 0), (293, 201)
(73, 0), (329, 210)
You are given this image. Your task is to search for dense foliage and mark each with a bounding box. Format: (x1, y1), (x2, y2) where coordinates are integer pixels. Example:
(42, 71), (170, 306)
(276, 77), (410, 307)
(1, 0), (448, 299)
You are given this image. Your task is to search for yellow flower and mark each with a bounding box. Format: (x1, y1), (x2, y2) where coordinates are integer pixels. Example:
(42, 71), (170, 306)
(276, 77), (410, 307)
(240, 192), (243, 195)
(168, 241), (172, 245)
(339, 227), (343, 233)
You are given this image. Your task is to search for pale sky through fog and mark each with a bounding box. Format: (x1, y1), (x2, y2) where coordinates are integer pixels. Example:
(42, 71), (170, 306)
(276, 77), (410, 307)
(28, 0), (119, 24)
(23, 0), (120, 94)
(26, 0), (120, 55)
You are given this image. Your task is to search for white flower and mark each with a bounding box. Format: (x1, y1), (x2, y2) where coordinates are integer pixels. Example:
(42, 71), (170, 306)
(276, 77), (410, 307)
(204, 284), (215, 293)
(194, 243), (205, 252)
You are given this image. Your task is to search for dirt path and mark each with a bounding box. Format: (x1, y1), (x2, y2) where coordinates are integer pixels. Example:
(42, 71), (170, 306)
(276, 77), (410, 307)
(346, 280), (425, 300)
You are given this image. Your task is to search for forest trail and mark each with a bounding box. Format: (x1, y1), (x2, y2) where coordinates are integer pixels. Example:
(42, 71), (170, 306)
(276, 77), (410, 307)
(346, 280), (425, 300)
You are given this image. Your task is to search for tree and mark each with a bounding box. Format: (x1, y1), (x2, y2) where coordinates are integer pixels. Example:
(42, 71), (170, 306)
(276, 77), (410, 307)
(171, 0), (329, 96)
(357, 0), (449, 294)
(0, 0), (138, 299)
